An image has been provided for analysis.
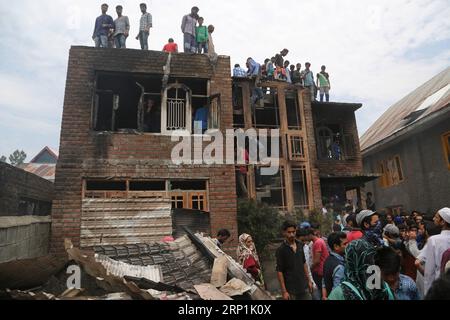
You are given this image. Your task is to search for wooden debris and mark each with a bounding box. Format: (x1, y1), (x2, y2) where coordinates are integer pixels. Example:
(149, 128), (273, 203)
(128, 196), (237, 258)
(0, 255), (67, 290)
(6, 289), (56, 301)
(123, 276), (185, 294)
(184, 230), (274, 300)
(194, 284), (233, 301)
(60, 288), (85, 298)
(64, 239), (154, 300)
(219, 278), (252, 297)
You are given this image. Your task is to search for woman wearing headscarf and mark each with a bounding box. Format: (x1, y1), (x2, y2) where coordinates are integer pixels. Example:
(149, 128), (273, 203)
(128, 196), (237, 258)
(237, 233), (264, 285)
(328, 239), (395, 300)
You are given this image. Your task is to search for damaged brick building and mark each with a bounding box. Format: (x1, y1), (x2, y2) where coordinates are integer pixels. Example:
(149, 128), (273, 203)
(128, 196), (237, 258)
(51, 47), (236, 256)
(51, 46), (374, 256)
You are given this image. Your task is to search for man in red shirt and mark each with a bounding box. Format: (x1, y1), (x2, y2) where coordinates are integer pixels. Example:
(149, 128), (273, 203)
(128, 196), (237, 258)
(311, 228), (330, 300)
(163, 38), (178, 53)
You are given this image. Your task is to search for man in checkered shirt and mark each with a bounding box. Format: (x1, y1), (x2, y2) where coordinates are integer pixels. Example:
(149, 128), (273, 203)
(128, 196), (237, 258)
(135, 3), (152, 50)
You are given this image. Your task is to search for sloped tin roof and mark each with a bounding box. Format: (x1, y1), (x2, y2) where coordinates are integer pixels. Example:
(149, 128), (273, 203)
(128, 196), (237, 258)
(360, 67), (450, 151)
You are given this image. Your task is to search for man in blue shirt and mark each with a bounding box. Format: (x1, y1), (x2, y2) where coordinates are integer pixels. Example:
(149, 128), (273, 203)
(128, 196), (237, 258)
(193, 106), (209, 134)
(246, 58), (264, 108)
(375, 246), (421, 300)
(322, 232), (348, 299)
(92, 4), (114, 48)
(233, 64), (247, 78)
(246, 58), (260, 77)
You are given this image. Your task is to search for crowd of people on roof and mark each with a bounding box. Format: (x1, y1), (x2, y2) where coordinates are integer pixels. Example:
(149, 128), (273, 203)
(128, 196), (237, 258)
(233, 49), (331, 103)
(92, 4), (331, 103)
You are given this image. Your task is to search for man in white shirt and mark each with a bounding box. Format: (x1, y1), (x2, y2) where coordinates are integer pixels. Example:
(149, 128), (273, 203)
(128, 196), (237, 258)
(423, 207), (450, 295)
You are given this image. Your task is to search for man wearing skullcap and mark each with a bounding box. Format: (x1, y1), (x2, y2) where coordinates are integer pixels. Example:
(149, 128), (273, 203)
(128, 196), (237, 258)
(422, 207), (450, 295)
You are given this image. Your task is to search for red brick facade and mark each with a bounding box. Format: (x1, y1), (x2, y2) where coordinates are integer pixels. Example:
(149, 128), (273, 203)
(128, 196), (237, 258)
(51, 47), (237, 256)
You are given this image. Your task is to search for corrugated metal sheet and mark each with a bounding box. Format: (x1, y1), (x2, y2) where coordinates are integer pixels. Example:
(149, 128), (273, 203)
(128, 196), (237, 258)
(93, 235), (213, 292)
(95, 254), (162, 296)
(81, 197), (173, 247)
(360, 66), (450, 151)
(20, 163), (56, 182)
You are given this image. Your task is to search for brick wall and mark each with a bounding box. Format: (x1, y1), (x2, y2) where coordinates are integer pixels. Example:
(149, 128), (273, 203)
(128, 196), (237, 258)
(51, 47), (237, 256)
(0, 162), (54, 217)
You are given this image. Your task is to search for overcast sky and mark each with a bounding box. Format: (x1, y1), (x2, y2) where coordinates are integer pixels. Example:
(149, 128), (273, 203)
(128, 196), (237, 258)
(0, 0), (449, 160)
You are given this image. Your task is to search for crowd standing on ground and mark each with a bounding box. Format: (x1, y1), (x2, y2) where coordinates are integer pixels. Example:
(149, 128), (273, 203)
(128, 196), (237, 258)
(275, 207), (450, 300)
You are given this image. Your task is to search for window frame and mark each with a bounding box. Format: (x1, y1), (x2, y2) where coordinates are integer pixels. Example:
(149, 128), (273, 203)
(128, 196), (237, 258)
(207, 93), (221, 130)
(287, 134), (306, 161)
(377, 155), (405, 188)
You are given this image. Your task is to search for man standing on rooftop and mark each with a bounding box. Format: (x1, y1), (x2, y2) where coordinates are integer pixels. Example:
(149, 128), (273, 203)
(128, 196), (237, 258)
(92, 4), (114, 48)
(135, 3), (152, 50)
(181, 7), (200, 53)
(113, 5), (130, 49)
(317, 65), (331, 102)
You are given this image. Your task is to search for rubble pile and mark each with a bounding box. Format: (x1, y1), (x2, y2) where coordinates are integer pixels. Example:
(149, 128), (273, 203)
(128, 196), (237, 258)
(0, 231), (274, 301)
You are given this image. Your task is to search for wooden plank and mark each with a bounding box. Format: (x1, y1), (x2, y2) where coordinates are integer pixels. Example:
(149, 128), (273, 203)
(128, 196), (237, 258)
(219, 278), (252, 297)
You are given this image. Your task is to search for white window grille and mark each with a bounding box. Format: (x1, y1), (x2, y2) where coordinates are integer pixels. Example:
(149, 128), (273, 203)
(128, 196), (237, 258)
(161, 84), (192, 134)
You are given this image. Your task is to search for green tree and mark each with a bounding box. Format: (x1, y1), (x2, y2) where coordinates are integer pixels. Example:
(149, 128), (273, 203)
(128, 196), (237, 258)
(237, 199), (283, 257)
(0, 155), (6, 163)
(9, 150), (27, 166)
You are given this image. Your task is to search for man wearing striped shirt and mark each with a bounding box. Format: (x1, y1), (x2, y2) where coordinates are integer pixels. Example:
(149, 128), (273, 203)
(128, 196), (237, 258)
(181, 7), (199, 53)
(135, 3), (152, 50)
